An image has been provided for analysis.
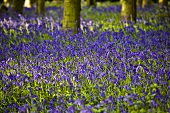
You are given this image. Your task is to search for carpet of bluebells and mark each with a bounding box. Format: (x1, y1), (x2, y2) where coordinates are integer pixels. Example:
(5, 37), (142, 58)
(0, 2), (170, 113)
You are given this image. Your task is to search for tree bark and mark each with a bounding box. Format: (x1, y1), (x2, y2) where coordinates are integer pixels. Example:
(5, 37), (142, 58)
(87, 0), (96, 7)
(121, 0), (136, 22)
(36, 0), (45, 16)
(12, 0), (24, 14)
(142, 0), (151, 8)
(62, 0), (81, 34)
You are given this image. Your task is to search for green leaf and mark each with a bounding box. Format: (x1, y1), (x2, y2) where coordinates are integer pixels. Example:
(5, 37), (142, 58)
(151, 83), (158, 88)
(43, 33), (52, 40)
(92, 107), (106, 113)
(26, 72), (32, 77)
(13, 97), (17, 102)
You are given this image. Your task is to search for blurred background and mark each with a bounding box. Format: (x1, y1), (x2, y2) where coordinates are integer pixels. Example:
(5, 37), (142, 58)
(0, 0), (169, 14)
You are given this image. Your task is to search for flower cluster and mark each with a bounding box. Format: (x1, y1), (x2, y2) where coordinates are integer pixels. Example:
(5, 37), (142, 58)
(0, 4), (170, 113)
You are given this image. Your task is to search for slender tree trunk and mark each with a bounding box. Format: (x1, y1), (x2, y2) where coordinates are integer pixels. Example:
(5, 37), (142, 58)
(142, 0), (151, 8)
(87, 0), (96, 7)
(13, 0), (24, 14)
(121, 0), (136, 22)
(62, 0), (81, 34)
(159, 0), (168, 7)
(133, 0), (136, 22)
(137, 0), (142, 8)
(36, 0), (45, 16)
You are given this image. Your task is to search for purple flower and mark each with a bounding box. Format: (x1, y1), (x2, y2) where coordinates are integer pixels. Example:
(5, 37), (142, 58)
(49, 88), (53, 94)
(151, 100), (157, 107)
(22, 74), (27, 81)
(107, 96), (113, 103)
(48, 108), (57, 113)
(8, 73), (16, 80)
(36, 106), (42, 112)
(74, 98), (83, 107)
(18, 104), (29, 113)
(113, 78), (118, 84)
(80, 108), (93, 113)
(3, 82), (12, 92)
(100, 91), (105, 97)
(68, 106), (75, 113)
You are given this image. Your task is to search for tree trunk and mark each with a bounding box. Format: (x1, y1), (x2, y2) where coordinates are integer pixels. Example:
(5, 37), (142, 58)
(159, 0), (168, 7)
(87, 0), (96, 7)
(121, 0), (136, 22)
(62, 0), (81, 34)
(142, 0), (151, 8)
(13, 0), (24, 14)
(137, 0), (142, 8)
(36, 0), (45, 16)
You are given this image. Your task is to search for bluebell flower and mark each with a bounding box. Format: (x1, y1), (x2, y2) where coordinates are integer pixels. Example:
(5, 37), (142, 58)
(80, 108), (93, 113)
(32, 100), (36, 104)
(7, 73), (16, 81)
(48, 108), (58, 113)
(3, 82), (12, 92)
(107, 96), (113, 103)
(168, 108), (170, 113)
(58, 97), (64, 104)
(68, 106), (75, 113)
(74, 98), (83, 107)
(49, 87), (53, 94)
(113, 78), (118, 84)
(31, 94), (37, 99)
(100, 90), (105, 97)
(36, 106), (42, 112)
(68, 97), (74, 103)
